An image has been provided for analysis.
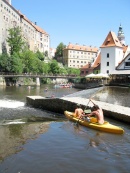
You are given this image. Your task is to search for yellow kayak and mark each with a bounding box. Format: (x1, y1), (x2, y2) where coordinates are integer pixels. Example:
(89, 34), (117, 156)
(64, 111), (124, 134)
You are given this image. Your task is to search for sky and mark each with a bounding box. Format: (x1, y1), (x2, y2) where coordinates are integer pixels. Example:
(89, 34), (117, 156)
(12, 0), (130, 49)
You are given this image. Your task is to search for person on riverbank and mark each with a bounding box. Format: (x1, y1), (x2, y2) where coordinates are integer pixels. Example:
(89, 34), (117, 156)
(79, 99), (104, 124)
(74, 104), (84, 118)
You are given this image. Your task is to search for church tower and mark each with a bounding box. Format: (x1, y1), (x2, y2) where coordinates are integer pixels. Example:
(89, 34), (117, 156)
(117, 24), (125, 45)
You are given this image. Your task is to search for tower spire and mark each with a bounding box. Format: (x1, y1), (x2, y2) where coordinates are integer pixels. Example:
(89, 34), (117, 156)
(117, 24), (125, 45)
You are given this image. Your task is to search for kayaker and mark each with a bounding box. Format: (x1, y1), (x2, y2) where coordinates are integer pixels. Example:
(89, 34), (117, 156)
(80, 99), (104, 124)
(74, 104), (84, 118)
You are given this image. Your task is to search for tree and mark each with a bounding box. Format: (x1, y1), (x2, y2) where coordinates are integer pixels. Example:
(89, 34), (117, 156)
(42, 62), (50, 74)
(10, 53), (23, 73)
(65, 67), (80, 76)
(55, 42), (66, 60)
(35, 50), (44, 61)
(0, 53), (11, 72)
(0, 53), (23, 73)
(20, 50), (36, 73)
(6, 26), (25, 55)
(49, 60), (60, 74)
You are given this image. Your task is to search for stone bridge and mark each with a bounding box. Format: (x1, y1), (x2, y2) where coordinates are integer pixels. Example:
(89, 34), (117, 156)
(0, 73), (77, 86)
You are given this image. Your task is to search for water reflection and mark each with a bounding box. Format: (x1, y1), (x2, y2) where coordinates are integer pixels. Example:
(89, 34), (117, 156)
(92, 86), (130, 107)
(0, 122), (50, 161)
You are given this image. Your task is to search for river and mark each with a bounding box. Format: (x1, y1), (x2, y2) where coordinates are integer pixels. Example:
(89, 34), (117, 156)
(0, 85), (130, 173)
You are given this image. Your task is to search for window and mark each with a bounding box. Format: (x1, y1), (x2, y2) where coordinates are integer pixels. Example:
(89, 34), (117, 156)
(81, 71), (84, 74)
(106, 70), (109, 74)
(107, 53), (109, 58)
(107, 62), (109, 66)
(125, 62), (130, 66)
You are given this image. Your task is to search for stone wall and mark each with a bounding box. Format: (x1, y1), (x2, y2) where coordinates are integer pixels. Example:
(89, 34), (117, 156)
(26, 96), (130, 123)
(26, 96), (77, 114)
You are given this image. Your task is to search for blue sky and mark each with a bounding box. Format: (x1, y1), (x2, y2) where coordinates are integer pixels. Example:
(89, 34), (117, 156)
(12, 0), (130, 49)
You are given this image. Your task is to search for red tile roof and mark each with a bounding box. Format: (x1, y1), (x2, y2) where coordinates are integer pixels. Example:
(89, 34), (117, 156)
(65, 43), (98, 52)
(92, 53), (101, 68)
(80, 52), (101, 70)
(17, 10), (48, 35)
(100, 31), (122, 48)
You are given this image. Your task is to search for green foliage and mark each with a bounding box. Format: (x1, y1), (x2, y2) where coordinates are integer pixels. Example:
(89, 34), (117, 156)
(48, 60), (60, 74)
(35, 50), (44, 61)
(42, 63), (50, 74)
(10, 53), (23, 73)
(55, 42), (66, 59)
(59, 67), (68, 75)
(20, 50), (39, 73)
(65, 67), (80, 76)
(7, 26), (25, 55)
(0, 53), (23, 73)
(0, 53), (11, 72)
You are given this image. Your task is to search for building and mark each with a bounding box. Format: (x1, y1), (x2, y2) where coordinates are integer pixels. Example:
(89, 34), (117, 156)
(100, 25), (130, 74)
(81, 25), (130, 76)
(100, 31), (124, 74)
(80, 52), (101, 76)
(0, 0), (50, 55)
(63, 43), (98, 68)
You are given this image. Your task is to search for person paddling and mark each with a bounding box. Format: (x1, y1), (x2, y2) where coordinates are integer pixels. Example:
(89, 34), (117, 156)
(79, 99), (104, 124)
(74, 104), (84, 118)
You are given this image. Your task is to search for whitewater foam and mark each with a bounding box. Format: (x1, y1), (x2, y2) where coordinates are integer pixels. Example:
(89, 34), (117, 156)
(0, 119), (26, 125)
(0, 100), (25, 108)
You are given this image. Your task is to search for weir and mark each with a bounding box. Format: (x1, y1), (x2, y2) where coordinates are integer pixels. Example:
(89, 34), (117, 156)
(26, 95), (130, 123)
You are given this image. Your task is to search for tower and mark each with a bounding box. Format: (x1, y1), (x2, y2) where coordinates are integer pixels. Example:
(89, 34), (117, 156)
(100, 31), (123, 74)
(117, 24), (125, 45)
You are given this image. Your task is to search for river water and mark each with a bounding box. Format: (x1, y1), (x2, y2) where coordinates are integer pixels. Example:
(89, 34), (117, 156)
(0, 85), (130, 173)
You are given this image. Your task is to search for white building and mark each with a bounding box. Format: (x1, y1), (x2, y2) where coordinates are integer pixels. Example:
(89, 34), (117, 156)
(0, 0), (50, 55)
(63, 43), (98, 68)
(100, 25), (130, 74)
